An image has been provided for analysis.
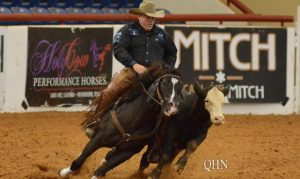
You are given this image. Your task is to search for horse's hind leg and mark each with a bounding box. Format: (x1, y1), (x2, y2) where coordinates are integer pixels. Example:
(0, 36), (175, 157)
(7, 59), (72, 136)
(59, 135), (103, 177)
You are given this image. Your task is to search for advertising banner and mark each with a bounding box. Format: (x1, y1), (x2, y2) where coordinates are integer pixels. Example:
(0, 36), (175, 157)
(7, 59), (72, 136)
(26, 27), (113, 106)
(166, 26), (287, 103)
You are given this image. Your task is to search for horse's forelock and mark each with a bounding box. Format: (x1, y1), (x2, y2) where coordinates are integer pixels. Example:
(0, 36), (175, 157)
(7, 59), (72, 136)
(162, 68), (181, 77)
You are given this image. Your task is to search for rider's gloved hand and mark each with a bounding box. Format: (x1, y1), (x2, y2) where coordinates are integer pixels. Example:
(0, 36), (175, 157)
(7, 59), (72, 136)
(136, 72), (154, 88)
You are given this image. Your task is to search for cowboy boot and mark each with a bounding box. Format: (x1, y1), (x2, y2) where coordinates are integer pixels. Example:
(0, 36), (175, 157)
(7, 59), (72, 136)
(84, 68), (137, 138)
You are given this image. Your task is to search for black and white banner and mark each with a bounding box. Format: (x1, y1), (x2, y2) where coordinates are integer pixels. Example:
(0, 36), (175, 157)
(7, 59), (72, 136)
(26, 27), (113, 106)
(166, 26), (287, 103)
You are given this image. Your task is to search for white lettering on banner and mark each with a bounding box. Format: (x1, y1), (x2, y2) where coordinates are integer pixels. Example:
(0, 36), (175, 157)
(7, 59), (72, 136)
(230, 33), (251, 70)
(252, 33), (276, 71)
(210, 33), (231, 71)
(34, 77), (80, 87)
(174, 30), (200, 70)
(77, 92), (94, 97)
(50, 91), (96, 98)
(229, 85), (265, 99)
(202, 33), (209, 70)
(33, 76), (107, 87)
(174, 31), (276, 71)
(81, 76), (107, 86)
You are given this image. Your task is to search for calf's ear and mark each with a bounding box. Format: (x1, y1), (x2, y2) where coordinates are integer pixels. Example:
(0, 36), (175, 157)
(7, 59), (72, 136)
(193, 80), (206, 99)
(222, 84), (230, 96)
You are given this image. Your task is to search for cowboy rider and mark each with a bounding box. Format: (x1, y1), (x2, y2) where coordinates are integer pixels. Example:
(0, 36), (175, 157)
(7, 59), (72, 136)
(84, 1), (178, 138)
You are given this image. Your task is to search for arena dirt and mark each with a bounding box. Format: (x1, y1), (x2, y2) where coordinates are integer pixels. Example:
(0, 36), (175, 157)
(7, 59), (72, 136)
(0, 112), (299, 179)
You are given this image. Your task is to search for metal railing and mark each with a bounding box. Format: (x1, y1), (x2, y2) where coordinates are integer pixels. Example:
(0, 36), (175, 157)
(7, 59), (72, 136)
(0, 13), (294, 26)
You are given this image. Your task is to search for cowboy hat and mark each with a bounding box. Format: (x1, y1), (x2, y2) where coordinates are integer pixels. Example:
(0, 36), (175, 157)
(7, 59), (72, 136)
(129, 1), (165, 18)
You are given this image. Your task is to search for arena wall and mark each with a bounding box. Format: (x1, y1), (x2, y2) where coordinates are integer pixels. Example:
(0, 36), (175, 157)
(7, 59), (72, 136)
(0, 25), (297, 114)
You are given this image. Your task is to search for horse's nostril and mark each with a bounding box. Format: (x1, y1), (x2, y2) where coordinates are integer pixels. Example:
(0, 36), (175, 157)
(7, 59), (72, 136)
(167, 102), (177, 109)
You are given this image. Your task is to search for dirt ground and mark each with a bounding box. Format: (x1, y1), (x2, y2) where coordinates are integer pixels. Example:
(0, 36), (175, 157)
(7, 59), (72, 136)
(0, 112), (299, 179)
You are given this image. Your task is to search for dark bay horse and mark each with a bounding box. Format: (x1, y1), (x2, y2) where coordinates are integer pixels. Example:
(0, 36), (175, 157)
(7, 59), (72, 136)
(59, 68), (183, 178)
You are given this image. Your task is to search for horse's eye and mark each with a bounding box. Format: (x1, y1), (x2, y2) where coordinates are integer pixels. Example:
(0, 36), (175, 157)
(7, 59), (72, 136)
(162, 79), (169, 84)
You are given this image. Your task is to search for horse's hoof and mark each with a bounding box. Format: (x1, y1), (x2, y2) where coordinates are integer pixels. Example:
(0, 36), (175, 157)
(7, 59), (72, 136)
(173, 164), (183, 175)
(150, 153), (160, 163)
(59, 166), (73, 178)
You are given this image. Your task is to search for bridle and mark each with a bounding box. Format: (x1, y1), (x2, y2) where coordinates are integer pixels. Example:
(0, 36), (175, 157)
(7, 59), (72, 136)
(141, 74), (182, 105)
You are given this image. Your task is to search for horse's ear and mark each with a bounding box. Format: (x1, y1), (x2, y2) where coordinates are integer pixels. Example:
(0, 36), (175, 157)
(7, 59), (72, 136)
(176, 63), (183, 74)
(193, 80), (206, 99)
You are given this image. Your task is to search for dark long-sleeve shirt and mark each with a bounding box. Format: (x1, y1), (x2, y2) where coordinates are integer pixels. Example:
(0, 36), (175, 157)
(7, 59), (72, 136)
(113, 22), (177, 69)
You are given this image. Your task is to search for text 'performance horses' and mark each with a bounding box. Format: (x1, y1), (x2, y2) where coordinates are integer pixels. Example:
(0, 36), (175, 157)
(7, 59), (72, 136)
(59, 68), (183, 178)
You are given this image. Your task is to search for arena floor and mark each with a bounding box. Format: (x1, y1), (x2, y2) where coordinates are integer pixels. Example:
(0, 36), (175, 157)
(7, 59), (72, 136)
(0, 112), (299, 179)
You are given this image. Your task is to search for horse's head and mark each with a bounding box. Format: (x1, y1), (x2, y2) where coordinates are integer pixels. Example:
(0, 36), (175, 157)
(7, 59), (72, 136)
(144, 67), (183, 117)
(194, 81), (230, 125)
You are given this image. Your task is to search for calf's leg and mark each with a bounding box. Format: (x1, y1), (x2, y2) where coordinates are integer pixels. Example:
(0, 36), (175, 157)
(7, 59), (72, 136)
(174, 135), (206, 174)
(149, 123), (177, 179)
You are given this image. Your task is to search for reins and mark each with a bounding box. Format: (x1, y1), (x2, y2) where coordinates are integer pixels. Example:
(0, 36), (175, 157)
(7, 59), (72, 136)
(141, 82), (162, 105)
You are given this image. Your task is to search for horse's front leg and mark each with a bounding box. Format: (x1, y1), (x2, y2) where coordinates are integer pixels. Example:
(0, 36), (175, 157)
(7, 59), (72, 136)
(59, 134), (104, 178)
(92, 145), (144, 178)
(173, 135), (206, 175)
(138, 141), (156, 172)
